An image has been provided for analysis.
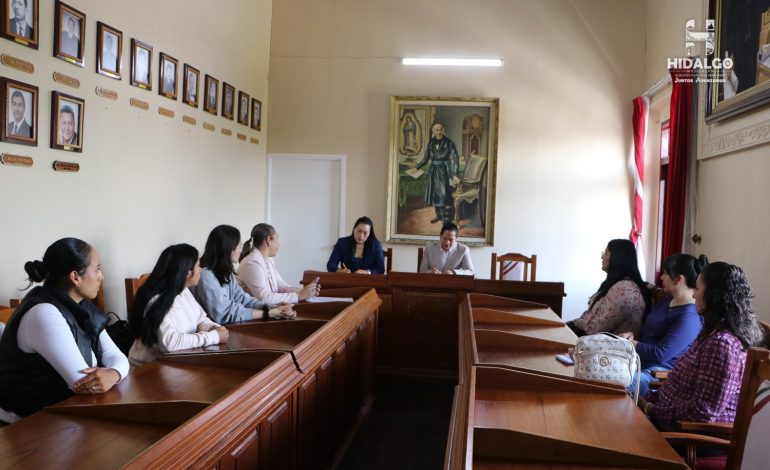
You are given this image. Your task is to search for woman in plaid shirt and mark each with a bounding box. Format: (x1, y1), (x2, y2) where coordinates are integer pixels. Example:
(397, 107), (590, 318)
(639, 262), (765, 431)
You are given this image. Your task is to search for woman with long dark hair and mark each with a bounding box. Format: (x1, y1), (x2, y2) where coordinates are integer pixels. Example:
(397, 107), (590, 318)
(237, 223), (319, 304)
(193, 225), (295, 324)
(567, 239), (650, 336)
(0, 238), (129, 422)
(326, 216), (385, 274)
(620, 254), (708, 396)
(640, 262), (765, 431)
(128, 244), (229, 366)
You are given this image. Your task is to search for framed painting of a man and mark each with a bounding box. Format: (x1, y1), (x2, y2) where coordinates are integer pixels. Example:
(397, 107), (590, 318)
(386, 96), (499, 246)
(53, 1), (85, 66)
(1, 77), (38, 146)
(2, 0), (38, 49)
(50, 90), (84, 152)
(96, 22), (122, 79)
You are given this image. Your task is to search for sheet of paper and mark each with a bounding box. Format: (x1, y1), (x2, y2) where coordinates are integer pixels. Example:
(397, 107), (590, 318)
(405, 168), (423, 179)
(306, 296), (354, 303)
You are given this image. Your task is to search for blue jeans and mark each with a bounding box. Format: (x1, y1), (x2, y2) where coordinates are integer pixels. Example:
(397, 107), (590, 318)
(630, 364), (669, 398)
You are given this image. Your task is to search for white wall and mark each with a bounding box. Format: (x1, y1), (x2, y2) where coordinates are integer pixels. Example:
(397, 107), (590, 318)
(0, 0), (272, 316)
(267, 0), (646, 319)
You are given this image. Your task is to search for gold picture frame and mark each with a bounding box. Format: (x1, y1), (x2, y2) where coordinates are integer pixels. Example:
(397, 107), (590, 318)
(386, 96), (499, 246)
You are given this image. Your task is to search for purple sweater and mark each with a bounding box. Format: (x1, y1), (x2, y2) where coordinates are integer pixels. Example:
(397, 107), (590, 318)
(636, 297), (702, 369)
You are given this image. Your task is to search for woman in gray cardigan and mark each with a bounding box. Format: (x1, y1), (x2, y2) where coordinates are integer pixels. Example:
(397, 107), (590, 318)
(193, 225), (295, 324)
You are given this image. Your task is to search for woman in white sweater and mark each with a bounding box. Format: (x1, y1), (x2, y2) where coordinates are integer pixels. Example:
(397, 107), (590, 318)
(237, 223), (319, 304)
(128, 244), (230, 366)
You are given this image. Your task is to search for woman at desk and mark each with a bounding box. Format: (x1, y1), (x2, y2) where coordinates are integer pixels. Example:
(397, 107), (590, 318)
(640, 262), (765, 431)
(237, 223), (319, 304)
(619, 254), (707, 396)
(193, 225), (295, 324)
(128, 244), (230, 366)
(326, 216), (385, 274)
(0, 238), (129, 422)
(566, 239), (650, 337)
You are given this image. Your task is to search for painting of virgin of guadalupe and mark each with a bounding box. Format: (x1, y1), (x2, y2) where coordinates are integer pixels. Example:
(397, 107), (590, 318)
(386, 96), (499, 246)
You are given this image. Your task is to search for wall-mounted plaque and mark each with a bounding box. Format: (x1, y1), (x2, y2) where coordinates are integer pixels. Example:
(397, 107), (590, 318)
(52, 160), (79, 172)
(53, 72), (79, 88)
(221, 127), (232, 136)
(1, 153), (33, 166)
(250, 137), (259, 145)
(236, 133), (246, 141)
(95, 86), (117, 100)
(158, 106), (174, 118)
(1, 54), (34, 73)
(182, 115), (196, 125)
(203, 122), (215, 131)
(130, 98), (148, 110)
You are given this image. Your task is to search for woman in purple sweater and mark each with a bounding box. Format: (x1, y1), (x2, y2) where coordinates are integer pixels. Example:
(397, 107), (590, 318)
(639, 262), (765, 432)
(619, 254), (708, 396)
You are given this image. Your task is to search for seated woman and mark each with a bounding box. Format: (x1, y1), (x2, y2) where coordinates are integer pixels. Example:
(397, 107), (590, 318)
(619, 254), (707, 396)
(0, 238), (129, 422)
(419, 222), (474, 275)
(566, 239), (650, 337)
(128, 244), (230, 366)
(326, 216), (385, 274)
(640, 262), (765, 431)
(193, 225), (295, 324)
(237, 223), (319, 304)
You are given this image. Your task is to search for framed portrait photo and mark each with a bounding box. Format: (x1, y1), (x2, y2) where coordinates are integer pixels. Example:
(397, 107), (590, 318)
(130, 38), (152, 90)
(182, 64), (199, 107)
(2, 0), (38, 49)
(1, 77), (37, 146)
(159, 53), (178, 100)
(204, 74), (218, 115)
(251, 98), (261, 131)
(222, 82), (235, 120)
(50, 91), (84, 152)
(96, 22), (122, 79)
(386, 96), (499, 246)
(237, 91), (250, 126)
(53, 1), (85, 67)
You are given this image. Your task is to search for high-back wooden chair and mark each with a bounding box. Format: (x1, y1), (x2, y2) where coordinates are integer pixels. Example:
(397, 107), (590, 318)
(662, 347), (770, 469)
(490, 253), (537, 281)
(417, 247), (424, 272)
(382, 247), (393, 273)
(124, 273), (151, 316)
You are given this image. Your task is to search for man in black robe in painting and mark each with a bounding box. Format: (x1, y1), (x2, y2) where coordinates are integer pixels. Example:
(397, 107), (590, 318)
(416, 122), (460, 225)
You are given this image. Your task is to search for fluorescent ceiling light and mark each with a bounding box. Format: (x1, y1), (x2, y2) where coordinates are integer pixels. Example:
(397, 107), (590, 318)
(401, 58), (503, 67)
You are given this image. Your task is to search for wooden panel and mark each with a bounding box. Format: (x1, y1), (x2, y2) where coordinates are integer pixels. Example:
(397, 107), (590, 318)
(401, 290), (458, 375)
(218, 429), (259, 470)
(259, 398), (293, 470)
(332, 341), (348, 448)
(297, 371), (318, 470)
(316, 356), (334, 468)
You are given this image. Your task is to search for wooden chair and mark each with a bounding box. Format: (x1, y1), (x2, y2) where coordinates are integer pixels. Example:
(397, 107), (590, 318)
(661, 346), (770, 469)
(124, 273), (151, 316)
(490, 253), (537, 281)
(417, 247), (424, 272)
(0, 307), (14, 324)
(382, 247), (393, 273)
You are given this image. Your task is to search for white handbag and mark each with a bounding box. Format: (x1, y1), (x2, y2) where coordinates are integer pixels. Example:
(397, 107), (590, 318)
(572, 332), (641, 402)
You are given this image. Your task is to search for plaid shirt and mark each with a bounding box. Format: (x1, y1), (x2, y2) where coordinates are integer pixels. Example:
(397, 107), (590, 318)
(645, 330), (747, 431)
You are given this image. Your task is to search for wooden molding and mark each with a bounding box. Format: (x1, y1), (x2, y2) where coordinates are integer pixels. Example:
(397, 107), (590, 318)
(1, 153), (33, 167)
(130, 98), (149, 110)
(158, 107), (174, 118)
(95, 86), (118, 100)
(53, 72), (80, 89)
(221, 127), (232, 136)
(52, 161), (80, 172)
(1, 54), (33, 73)
(182, 115), (196, 126)
(702, 118), (770, 159)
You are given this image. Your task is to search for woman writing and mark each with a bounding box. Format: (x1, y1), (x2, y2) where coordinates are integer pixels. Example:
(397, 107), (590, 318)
(619, 254), (707, 396)
(128, 244), (229, 366)
(0, 238), (129, 421)
(566, 239), (650, 337)
(193, 225), (295, 324)
(237, 223), (319, 304)
(326, 216), (385, 274)
(640, 262), (765, 431)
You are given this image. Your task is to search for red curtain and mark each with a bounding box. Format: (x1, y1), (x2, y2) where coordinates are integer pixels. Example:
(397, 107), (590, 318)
(630, 96), (648, 245)
(661, 69), (693, 260)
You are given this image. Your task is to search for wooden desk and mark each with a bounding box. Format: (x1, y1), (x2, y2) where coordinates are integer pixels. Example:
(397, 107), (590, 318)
(445, 294), (686, 469)
(302, 271), (566, 381)
(0, 289), (381, 470)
